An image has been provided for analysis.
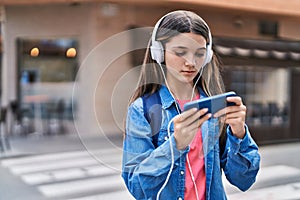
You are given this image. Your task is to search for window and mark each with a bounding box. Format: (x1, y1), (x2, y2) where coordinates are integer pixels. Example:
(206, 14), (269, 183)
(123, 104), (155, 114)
(127, 25), (150, 67)
(17, 38), (79, 134)
(258, 20), (278, 37)
(224, 66), (290, 127)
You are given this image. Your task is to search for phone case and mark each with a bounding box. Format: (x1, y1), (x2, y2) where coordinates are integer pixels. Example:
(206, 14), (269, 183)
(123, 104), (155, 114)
(183, 91), (237, 114)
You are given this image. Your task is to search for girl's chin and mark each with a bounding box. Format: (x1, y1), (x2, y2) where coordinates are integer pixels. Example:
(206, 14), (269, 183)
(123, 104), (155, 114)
(179, 77), (195, 85)
(167, 72), (196, 84)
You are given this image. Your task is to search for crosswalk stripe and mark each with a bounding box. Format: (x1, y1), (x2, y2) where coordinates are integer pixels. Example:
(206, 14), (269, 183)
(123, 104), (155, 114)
(1, 148), (131, 199)
(70, 190), (135, 200)
(1, 147), (121, 167)
(4, 150), (122, 175)
(9, 156), (121, 175)
(38, 175), (126, 198)
(3, 147), (300, 200)
(224, 165), (300, 195)
(256, 165), (300, 182)
(228, 181), (300, 200)
(21, 164), (120, 185)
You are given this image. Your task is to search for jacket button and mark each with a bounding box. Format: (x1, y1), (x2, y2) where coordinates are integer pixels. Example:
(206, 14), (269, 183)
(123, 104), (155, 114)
(178, 198), (183, 200)
(164, 136), (168, 140)
(180, 170), (184, 175)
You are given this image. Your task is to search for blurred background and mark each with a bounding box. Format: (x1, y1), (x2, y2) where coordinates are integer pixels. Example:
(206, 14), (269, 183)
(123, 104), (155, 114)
(0, 0), (299, 200)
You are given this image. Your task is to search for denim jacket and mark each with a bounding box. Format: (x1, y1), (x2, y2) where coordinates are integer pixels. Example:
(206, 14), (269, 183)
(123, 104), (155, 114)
(122, 86), (260, 200)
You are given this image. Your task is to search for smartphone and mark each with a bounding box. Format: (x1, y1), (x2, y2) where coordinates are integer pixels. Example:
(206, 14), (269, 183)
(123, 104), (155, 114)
(183, 91), (237, 114)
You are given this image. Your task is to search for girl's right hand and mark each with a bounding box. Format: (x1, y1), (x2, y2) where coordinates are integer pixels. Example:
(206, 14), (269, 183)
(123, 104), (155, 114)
(173, 108), (211, 150)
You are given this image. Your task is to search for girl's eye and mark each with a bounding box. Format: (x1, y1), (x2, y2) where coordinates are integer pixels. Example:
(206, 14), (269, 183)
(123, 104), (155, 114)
(195, 52), (205, 58)
(195, 51), (205, 58)
(174, 51), (186, 57)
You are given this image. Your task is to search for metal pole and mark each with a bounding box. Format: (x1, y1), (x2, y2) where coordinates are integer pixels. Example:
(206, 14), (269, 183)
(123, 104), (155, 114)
(0, 107), (10, 153)
(0, 6), (4, 153)
(0, 6), (11, 154)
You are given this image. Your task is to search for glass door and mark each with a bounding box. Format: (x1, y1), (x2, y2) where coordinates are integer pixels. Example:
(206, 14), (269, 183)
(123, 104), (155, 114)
(17, 38), (78, 135)
(223, 65), (291, 143)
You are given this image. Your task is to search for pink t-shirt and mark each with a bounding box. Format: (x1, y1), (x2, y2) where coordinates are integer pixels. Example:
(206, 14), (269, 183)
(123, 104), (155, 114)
(177, 95), (206, 200)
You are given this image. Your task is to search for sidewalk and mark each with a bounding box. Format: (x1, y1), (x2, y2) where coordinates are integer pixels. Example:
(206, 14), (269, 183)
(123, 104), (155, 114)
(1, 133), (300, 200)
(0, 133), (125, 200)
(1, 133), (300, 174)
(224, 141), (300, 199)
(259, 141), (300, 169)
(2, 133), (299, 166)
(0, 132), (124, 158)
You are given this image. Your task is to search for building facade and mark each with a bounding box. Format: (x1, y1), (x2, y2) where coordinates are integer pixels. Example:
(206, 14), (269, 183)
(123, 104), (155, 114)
(1, 0), (300, 144)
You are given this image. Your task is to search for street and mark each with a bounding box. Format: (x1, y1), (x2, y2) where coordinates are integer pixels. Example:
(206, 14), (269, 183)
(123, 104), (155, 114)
(0, 133), (300, 200)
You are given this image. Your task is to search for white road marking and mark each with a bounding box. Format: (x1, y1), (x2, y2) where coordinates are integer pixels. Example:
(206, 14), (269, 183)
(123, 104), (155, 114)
(223, 165), (300, 194)
(228, 182), (300, 200)
(3, 150), (122, 175)
(38, 175), (126, 198)
(21, 164), (120, 185)
(1, 148), (121, 166)
(69, 190), (135, 200)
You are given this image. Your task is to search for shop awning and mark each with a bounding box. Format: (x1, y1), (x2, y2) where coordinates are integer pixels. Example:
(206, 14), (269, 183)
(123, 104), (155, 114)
(214, 37), (300, 61)
(2, 0), (300, 18)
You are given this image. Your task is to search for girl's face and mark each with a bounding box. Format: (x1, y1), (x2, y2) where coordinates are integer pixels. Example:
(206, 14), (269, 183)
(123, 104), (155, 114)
(164, 32), (207, 85)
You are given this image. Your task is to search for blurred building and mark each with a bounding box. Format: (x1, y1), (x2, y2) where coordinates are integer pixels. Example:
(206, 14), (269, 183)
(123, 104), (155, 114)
(0, 0), (300, 144)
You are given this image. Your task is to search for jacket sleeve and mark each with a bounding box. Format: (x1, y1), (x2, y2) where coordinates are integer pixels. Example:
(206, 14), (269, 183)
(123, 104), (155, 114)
(220, 125), (261, 191)
(121, 98), (186, 199)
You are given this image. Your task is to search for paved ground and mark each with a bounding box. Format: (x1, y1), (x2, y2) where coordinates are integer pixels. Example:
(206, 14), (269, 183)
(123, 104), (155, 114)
(0, 133), (300, 200)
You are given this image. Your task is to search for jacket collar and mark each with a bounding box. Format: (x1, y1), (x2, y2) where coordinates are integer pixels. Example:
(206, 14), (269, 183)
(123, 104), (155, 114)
(159, 85), (176, 110)
(158, 85), (207, 110)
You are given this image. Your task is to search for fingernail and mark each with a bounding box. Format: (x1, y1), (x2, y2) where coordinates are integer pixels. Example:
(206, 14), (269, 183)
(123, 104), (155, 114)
(192, 108), (198, 112)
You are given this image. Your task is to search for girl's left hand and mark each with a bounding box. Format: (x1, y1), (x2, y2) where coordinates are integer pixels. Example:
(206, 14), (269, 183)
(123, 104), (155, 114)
(214, 96), (246, 139)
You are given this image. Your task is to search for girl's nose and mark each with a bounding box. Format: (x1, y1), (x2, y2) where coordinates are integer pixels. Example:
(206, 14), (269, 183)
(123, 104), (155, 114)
(184, 55), (196, 67)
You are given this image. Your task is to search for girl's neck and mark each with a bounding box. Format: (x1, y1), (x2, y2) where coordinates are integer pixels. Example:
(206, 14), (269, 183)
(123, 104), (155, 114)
(167, 80), (199, 101)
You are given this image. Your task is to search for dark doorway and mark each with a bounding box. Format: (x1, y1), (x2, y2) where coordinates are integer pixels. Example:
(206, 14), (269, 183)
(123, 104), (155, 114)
(216, 37), (300, 144)
(290, 69), (300, 141)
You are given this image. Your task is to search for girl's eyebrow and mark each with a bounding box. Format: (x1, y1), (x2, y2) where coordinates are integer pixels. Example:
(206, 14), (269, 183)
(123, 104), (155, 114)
(171, 46), (206, 50)
(171, 46), (188, 49)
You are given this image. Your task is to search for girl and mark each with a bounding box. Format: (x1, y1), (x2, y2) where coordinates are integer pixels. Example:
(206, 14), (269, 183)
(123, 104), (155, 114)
(122, 10), (260, 200)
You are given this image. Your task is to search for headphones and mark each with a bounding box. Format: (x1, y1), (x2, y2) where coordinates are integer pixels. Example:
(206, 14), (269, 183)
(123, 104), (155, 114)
(150, 11), (213, 66)
(151, 12), (213, 200)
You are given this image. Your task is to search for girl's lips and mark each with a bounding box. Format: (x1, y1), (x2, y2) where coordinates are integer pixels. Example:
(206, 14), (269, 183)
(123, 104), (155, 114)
(181, 70), (196, 75)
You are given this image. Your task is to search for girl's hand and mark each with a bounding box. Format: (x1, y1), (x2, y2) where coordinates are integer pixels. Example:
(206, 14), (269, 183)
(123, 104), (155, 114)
(214, 96), (247, 139)
(173, 108), (211, 150)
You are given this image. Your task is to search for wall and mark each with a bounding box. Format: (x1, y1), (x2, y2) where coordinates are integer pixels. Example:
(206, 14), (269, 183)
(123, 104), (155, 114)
(3, 3), (101, 136)
(2, 2), (300, 137)
(3, 3), (95, 100)
(2, 3), (165, 136)
(279, 18), (300, 40)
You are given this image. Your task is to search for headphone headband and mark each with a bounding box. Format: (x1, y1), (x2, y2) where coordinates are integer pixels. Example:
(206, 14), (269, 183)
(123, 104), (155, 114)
(150, 11), (213, 66)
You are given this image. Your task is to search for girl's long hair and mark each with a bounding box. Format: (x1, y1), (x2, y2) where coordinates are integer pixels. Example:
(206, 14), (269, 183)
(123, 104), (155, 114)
(130, 10), (225, 104)
(128, 10), (227, 143)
